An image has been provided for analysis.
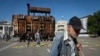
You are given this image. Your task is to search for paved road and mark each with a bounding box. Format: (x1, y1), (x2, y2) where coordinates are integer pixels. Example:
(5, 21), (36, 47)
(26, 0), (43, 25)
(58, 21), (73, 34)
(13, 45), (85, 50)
(78, 37), (100, 56)
(0, 40), (51, 56)
(0, 37), (100, 56)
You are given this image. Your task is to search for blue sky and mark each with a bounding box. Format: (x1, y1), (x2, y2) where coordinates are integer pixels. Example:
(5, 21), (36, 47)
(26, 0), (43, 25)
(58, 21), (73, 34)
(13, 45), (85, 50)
(0, 0), (100, 22)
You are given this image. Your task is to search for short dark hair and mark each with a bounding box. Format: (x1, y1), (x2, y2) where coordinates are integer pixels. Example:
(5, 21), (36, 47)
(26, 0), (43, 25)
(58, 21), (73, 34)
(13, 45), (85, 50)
(69, 16), (83, 30)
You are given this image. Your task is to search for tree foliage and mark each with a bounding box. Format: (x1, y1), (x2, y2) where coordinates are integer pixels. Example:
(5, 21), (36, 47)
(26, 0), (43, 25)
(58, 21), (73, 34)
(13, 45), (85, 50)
(87, 10), (100, 36)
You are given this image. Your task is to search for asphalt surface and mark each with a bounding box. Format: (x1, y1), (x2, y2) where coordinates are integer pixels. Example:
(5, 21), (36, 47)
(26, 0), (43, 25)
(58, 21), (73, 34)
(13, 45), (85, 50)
(0, 37), (100, 56)
(78, 37), (100, 56)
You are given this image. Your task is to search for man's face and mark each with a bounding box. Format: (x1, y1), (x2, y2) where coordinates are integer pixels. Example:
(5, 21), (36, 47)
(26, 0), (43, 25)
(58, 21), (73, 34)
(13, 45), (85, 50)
(68, 25), (80, 38)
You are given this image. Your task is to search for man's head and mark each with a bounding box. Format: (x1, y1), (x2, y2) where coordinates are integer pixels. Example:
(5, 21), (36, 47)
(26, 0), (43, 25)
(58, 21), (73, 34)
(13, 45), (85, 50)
(68, 16), (83, 38)
(68, 25), (80, 38)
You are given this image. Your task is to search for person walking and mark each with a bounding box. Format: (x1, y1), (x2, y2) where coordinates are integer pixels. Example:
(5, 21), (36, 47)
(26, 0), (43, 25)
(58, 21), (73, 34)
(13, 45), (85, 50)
(27, 33), (31, 47)
(49, 16), (84, 56)
(35, 30), (41, 47)
(68, 16), (85, 56)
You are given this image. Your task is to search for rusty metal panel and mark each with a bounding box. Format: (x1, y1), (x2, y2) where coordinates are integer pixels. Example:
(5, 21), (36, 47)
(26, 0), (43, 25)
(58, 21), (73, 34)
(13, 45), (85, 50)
(32, 16), (40, 32)
(12, 15), (18, 25)
(29, 7), (50, 13)
(24, 15), (32, 24)
(12, 15), (19, 34)
(18, 20), (26, 34)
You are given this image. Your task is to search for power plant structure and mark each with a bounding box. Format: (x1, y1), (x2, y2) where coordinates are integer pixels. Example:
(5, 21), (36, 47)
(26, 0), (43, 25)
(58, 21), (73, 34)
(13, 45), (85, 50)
(12, 3), (55, 40)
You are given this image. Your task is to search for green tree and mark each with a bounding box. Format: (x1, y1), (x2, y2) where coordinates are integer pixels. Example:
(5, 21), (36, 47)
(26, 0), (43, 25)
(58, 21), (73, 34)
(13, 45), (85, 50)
(87, 11), (100, 36)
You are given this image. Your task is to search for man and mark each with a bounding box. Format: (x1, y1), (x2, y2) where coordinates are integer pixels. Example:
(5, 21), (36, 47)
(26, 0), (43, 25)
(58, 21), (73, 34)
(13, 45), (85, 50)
(67, 25), (83, 56)
(35, 30), (41, 45)
(69, 16), (84, 56)
(49, 16), (84, 56)
(27, 33), (31, 47)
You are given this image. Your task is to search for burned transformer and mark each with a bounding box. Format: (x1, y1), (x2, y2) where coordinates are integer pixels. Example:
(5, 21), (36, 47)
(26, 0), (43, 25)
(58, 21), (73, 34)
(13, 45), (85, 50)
(12, 4), (55, 41)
